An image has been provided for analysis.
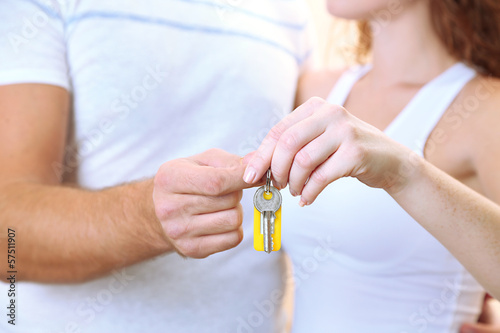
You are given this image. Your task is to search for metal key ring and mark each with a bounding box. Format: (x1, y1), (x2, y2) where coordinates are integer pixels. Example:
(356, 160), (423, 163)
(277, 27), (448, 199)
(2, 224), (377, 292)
(265, 169), (271, 193)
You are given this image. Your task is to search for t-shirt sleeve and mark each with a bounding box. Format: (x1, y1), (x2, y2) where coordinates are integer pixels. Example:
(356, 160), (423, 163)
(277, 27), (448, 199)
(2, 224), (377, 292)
(296, 1), (317, 73)
(0, 0), (70, 90)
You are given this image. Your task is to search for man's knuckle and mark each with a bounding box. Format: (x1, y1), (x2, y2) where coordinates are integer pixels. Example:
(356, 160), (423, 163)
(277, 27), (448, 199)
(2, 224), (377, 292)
(231, 228), (244, 247)
(178, 240), (200, 258)
(153, 173), (163, 189)
(155, 164), (172, 188)
(224, 229), (244, 250)
(156, 201), (177, 220)
(227, 208), (239, 223)
(206, 148), (223, 155)
(225, 191), (242, 207)
(164, 221), (186, 241)
(234, 190), (243, 203)
(192, 195), (206, 208)
(203, 175), (226, 195)
(213, 215), (229, 229)
(231, 207), (243, 226)
(193, 253), (209, 259)
(216, 209), (240, 230)
(199, 148), (221, 161)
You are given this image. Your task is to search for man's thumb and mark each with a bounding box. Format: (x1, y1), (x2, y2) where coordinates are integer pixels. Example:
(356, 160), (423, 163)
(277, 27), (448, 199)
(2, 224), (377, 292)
(193, 148), (241, 168)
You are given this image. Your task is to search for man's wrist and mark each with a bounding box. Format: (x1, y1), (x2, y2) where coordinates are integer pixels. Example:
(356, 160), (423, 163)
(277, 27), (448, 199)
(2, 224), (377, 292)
(145, 179), (173, 253)
(124, 179), (173, 254)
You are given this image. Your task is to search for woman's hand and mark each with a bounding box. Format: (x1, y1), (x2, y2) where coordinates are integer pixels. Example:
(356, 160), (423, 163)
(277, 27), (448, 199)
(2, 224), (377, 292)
(460, 296), (500, 333)
(243, 97), (416, 205)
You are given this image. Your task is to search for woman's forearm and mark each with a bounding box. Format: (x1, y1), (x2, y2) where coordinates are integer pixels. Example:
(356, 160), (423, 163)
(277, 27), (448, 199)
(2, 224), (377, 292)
(388, 154), (500, 299)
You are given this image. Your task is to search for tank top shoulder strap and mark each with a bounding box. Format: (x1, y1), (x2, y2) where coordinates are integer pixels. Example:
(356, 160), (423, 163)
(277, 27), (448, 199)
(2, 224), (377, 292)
(325, 64), (372, 105)
(325, 62), (477, 156)
(386, 63), (477, 155)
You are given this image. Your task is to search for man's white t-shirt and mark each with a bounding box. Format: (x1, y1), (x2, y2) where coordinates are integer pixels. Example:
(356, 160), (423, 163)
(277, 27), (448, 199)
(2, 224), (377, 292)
(0, 1), (311, 332)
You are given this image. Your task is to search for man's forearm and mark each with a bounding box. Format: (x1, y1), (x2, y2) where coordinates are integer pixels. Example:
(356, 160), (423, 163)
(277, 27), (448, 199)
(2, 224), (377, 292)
(0, 179), (171, 283)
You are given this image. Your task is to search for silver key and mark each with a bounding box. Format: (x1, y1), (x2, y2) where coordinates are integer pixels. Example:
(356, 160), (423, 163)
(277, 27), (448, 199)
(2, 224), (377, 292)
(253, 182), (282, 254)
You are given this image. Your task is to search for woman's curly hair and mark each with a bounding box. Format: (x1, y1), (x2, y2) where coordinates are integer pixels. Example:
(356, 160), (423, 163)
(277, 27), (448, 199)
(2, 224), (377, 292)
(356, 0), (500, 77)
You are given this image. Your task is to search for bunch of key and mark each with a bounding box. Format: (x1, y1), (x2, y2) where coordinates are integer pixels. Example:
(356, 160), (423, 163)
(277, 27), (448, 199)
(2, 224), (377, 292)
(253, 169), (282, 253)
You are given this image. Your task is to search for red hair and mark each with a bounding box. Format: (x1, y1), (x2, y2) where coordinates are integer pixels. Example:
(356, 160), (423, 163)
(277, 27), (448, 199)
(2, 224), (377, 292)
(356, 0), (500, 77)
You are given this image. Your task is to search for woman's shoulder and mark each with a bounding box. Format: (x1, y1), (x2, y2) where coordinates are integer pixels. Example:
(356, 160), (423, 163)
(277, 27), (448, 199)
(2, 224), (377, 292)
(442, 75), (500, 146)
(457, 75), (500, 168)
(462, 75), (500, 129)
(295, 67), (347, 106)
(465, 75), (500, 201)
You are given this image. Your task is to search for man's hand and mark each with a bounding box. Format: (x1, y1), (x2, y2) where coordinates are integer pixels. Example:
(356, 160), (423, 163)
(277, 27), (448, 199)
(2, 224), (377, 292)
(0, 83), (257, 282)
(153, 148), (254, 258)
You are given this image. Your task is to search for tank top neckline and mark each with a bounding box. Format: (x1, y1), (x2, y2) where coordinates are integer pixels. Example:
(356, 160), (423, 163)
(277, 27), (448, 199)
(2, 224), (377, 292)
(325, 62), (477, 155)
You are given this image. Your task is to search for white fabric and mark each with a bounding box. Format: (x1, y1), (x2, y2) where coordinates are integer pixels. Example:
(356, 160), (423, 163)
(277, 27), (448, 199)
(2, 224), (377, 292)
(283, 63), (485, 332)
(0, 0), (312, 332)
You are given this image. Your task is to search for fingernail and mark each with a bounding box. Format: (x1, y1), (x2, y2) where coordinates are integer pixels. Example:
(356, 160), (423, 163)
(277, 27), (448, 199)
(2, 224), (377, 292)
(274, 182), (282, 190)
(299, 199), (308, 207)
(243, 167), (257, 184)
(290, 189), (298, 197)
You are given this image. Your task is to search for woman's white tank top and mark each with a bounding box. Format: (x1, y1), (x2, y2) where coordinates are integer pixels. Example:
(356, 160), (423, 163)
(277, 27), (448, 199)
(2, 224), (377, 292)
(283, 63), (485, 333)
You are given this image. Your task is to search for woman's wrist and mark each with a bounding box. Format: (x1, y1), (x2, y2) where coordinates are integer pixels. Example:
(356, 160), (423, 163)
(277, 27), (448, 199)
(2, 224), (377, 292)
(383, 149), (427, 197)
